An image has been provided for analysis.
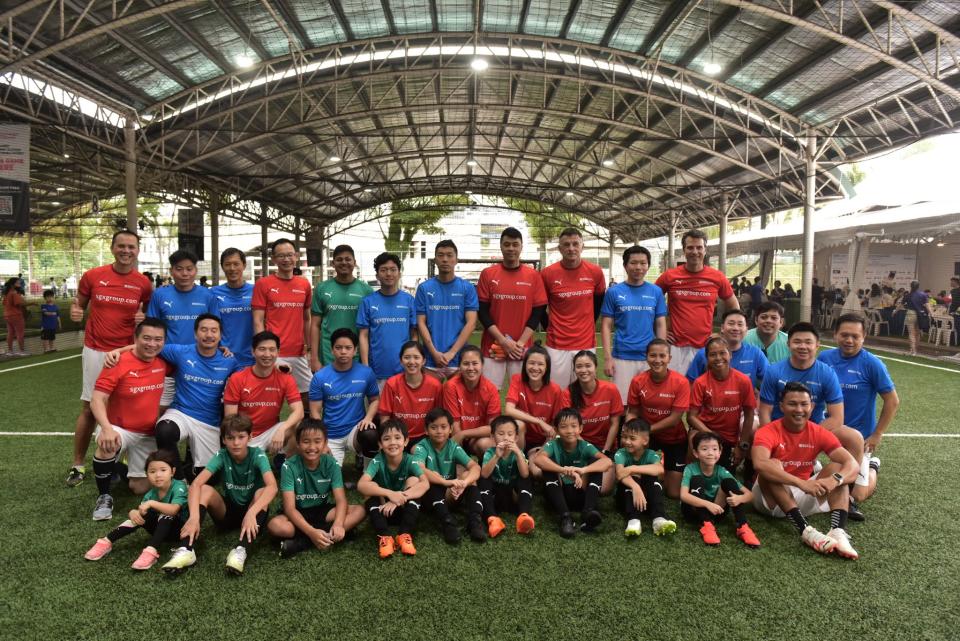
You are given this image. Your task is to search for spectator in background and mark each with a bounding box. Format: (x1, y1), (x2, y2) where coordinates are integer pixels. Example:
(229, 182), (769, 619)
(867, 284), (883, 309)
(3, 277), (29, 356)
(66, 274), (77, 297)
(949, 277), (960, 315)
(48, 277), (59, 297)
(881, 286), (895, 308)
(749, 277), (765, 316)
(769, 280), (785, 305)
(811, 278), (825, 326)
(783, 283), (797, 299)
(881, 271), (897, 290)
(904, 280), (932, 356)
(40, 289), (61, 353)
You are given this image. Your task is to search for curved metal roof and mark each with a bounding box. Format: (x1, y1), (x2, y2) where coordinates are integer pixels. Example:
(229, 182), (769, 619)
(2, 0), (958, 239)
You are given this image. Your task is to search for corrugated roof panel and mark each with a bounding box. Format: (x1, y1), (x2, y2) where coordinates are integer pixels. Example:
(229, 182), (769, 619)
(607, 1), (664, 51)
(391, 0), (434, 33)
(289, 1), (347, 46)
(436, 0), (474, 31)
(483, 0), (524, 32)
(523, 0), (566, 38)
(340, 1), (391, 38)
(567, 0), (620, 45)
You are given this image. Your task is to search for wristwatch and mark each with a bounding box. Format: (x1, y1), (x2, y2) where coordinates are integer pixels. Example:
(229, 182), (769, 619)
(831, 472), (844, 486)
(738, 442), (751, 451)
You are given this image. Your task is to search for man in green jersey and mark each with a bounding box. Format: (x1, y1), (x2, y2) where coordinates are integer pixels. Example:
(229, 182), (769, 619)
(744, 301), (790, 364)
(310, 245), (374, 371)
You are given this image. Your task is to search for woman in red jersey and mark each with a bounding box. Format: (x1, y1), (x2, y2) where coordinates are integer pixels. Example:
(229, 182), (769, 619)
(379, 341), (443, 449)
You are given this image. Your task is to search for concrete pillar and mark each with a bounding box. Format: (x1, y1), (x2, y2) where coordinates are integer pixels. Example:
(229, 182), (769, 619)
(842, 236), (872, 314)
(210, 191), (220, 285)
(801, 132), (817, 322)
(124, 121), (137, 233)
(608, 233), (616, 282)
(666, 212), (676, 270)
(718, 194), (729, 275)
(260, 204), (270, 280)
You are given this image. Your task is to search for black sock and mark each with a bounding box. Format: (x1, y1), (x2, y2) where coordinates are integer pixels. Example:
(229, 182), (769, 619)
(830, 509), (848, 530)
(786, 507), (809, 533)
(178, 506), (206, 550)
(515, 477), (534, 515)
(93, 455), (117, 496)
(542, 472), (568, 514)
(145, 513), (176, 549)
(399, 499), (420, 534)
(462, 485), (483, 517)
(478, 477), (496, 518)
(238, 510), (267, 550)
(641, 475), (668, 520)
(366, 498), (389, 536)
(720, 478), (748, 526)
(582, 472), (602, 513)
(425, 485), (451, 519)
(106, 521), (139, 543)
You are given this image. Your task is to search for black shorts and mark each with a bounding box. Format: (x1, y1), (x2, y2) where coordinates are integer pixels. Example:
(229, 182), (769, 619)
(218, 497), (256, 530)
(650, 438), (688, 473)
(40, 328), (56, 340)
(298, 504), (334, 530)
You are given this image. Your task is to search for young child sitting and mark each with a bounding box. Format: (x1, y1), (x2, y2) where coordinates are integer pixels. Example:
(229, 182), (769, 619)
(84, 450), (187, 570)
(412, 407), (486, 544)
(680, 432), (761, 548)
(614, 418), (676, 538)
(533, 408), (612, 538)
(163, 414), (278, 575)
(267, 418), (366, 558)
(357, 418), (430, 558)
(478, 415), (535, 538)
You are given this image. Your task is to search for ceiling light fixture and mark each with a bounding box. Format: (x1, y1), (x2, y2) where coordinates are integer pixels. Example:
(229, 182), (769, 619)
(63, 153), (70, 159)
(329, 155), (341, 162)
(936, 242), (945, 247)
(56, 187), (65, 192)
(470, 58), (489, 72)
(235, 53), (254, 69)
(466, 159), (477, 166)
(703, 62), (722, 75)
(565, 191), (574, 196)
(602, 159), (614, 167)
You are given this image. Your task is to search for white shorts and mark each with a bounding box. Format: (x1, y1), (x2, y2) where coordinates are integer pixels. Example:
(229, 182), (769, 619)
(80, 347), (108, 402)
(249, 422), (286, 452)
(667, 345), (698, 376)
(426, 365), (458, 381)
(277, 355), (311, 393)
(546, 346), (594, 388)
(377, 379), (388, 392)
(751, 480), (830, 517)
(160, 376), (176, 407)
(326, 424), (362, 465)
(481, 358), (523, 390)
(95, 424), (154, 478)
(158, 408), (221, 468)
(611, 357), (650, 404)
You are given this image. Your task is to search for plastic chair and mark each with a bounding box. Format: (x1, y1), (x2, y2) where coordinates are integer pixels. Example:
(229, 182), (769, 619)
(868, 309), (888, 337)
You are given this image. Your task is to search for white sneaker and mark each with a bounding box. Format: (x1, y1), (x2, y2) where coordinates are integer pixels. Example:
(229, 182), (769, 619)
(801, 525), (836, 555)
(162, 547), (196, 574)
(827, 528), (859, 560)
(652, 517), (677, 536)
(624, 519), (642, 537)
(225, 546), (247, 575)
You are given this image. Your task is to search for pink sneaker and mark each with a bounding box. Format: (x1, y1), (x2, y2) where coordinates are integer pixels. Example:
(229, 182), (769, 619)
(84, 537), (112, 561)
(131, 546), (160, 571)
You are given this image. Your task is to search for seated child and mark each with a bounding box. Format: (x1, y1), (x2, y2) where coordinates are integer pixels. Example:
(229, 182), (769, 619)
(357, 418), (430, 558)
(533, 408), (612, 538)
(680, 432), (760, 548)
(613, 418), (676, 538)
(84, 450), (187, 570)
(412, 407), (486, 544)
(267, 418), (366, 558)
(478, 415), (535, 538)
(162, 414), (278, 575)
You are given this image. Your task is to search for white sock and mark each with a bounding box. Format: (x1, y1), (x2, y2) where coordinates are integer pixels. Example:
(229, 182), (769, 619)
(855, 455), (871, 487)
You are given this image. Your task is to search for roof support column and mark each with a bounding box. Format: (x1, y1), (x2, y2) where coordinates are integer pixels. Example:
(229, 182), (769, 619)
(260, 204), (270, 280)
(608, 233), (616, 282)
(801, 132), (817, 323)
(666, 212), (676, 271)
(124, 121), (137, 233)
(210, 190), (220, 286)
(718, 193), (729, 275)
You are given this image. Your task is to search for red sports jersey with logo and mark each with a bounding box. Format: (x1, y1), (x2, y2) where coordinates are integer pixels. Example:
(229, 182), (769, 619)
(442, 374), (501, 431)
(94, 351), (171, 433)
(252, 274), (312, 357)
(379, 373), (444, 439)
(505, 374), (566, 446)
(753, 418), (842, 479)
(627, 370), (691, 444)
(78, 265), (152, 351)
(561, 379), (624, 449)
(691, 369), (756, 444)
(476, 263), (547, 356)
(223, 367), (301, 435)
(541, 260), (606, 350)
(655, 265), (734, 348)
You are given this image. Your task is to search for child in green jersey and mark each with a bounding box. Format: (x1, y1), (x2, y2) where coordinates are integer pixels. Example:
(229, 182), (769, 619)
(680, 432), (760, 548)
(533, 408), (612, 538)
(358, 418), (430, 558)
(614, 418), (677, 538)
(478, 415), (535, 538)
(162, 415), (278, 576)
(268, 418), (366, 558)
(84, 450), (188, 571)
(413, 407), (486, 544)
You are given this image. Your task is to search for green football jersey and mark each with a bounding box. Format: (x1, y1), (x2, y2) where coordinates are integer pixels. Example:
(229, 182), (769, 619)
(680, 461), (740, 501)
(311, 278), (374, 365)
(364, 452), (423, 492)
(482, 447), (526, 485)
(542, 438), (600, 485)
(613, 447), (661, 469)
(280, 453), (344, 509)
(205, 446), (272, 506)
(412, 438), (472, 480)
(141, 478), (189, 509)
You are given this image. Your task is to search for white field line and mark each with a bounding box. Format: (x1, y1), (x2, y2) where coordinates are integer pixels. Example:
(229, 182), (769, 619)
(0, 354), (80, 372)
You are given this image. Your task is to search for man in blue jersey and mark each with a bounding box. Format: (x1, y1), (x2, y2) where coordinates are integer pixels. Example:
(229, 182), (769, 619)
(211, 248), (254, 367)
(818, 313), (898, 503)
(758, 321), (867, 519)
(309, 328), (380, 464)
(415, 240), (479, 380)
(685, 309), (769, 388)
(356, 252), (417, 388)
(600, 245), (667, 402)
(147, 249), (218, 408)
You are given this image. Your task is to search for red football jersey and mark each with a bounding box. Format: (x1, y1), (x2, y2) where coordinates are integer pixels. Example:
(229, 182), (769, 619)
(753, 419), (842, 480)
(252, 274), (312, 357)
(223, 366), (301, 436)
(627, 370), (691, 444)
(505, 374), (566, 446)
(442, 374), (501, 431)
(78, 265), (152, 351)
(476, 263), (547, 356)
(541, 260), (606, 350)
(94, 351), (171, 434)
(378, 373), (444, 439)
(691, 369), (756, 444)
(561, 379), (624, 449)
(655, 265), (734, 348)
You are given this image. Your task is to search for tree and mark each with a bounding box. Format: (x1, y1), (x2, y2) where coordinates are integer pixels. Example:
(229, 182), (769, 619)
(504, 197), (583, 267)
(380, 195), (466, 256)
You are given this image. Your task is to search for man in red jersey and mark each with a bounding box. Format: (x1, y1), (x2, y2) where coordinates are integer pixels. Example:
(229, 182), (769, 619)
(655, 229), (739, 375)
(88, 317), (170, 520)
(252, 238), (313, 404)
(541, 228), (606, 386)
(752, 382), (860, 560)
(477, 227), (547, 389)
(67, 230), (152, 487)
(223, 330), (304, 455)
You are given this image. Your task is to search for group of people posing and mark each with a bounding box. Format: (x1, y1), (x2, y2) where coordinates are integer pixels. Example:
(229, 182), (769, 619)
(70, 225), (898, 574)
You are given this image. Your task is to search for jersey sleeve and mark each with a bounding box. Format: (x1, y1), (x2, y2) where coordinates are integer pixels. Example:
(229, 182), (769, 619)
(816, 425), (844, 455)
(405, 457), (424, 478)
(93, 359), (124, 394)
(482, 448), (496, 466)
(310, 284), (325, 316)
(542, 439), (558, 461)
(355, 298), (371, 329)
(680, 463), (694, 488)
(158, 343), (184, 368)
(672, 376), (691, 410)
(505, 376), (522, 405)
(204, 450), (225, 474)
(592, 263), (606, 295)
(414, 284), (427, 316)
(740, 376), (758, 408)
(464, 282), (479, 311)
(531, 269), (548, 306)
(329, 458), (344, 490)
(691, 377), (706, 409)
(78, 271), (92, 298)
(251, 280), (267, 311)
(599, 289), (615, 318)
(282, 373), (301, 405)
(717, 274), (734, 300)
(609, 384), (625, 416)
(718, 465), (742, 488)
(363, 457), (381, 479)
(222, 372), (242, 405)
(758, 368), (779, 405)
(476, 270), (491, 303)
(626, 378), (641, 407)
(654, 272), (669, 291)
(613, 449), (629, 466)
(755, 350), (770, 386)
(751, 425), (776, 453)
(870, 357), (896, 394)
(640, 449), (661, 465)
(279, 460), (295, 492)
(253, 448), (272, 479)
(442, 382), (463, 421)
(821, 367), (844, 405)
(146, 291), (161, 318)
(168, 482), (189, 508)
(452, 444), (472, 467)
(686, 350), (706, 383)
(308, 371), (325, 402)
(378, 380), (396, 415)
(483, 386), (501, 423)
(406, 294), (417, 330)
(365, 369), (380, 399)
(582, 440), (601, 458)
(411, 442), (429, 465)
(654, 287), (667, 317)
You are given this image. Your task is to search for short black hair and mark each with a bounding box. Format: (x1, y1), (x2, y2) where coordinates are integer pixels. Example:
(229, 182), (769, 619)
(135, 316), (167, 337)
(622, 245), (651, 266)
(554, 407), (583, 427)
(193, 313), (222, 332)
(704, 335), (729, 354)
(331, 327), (358, 348)
(782, 381), (812, 400)
(787, 321), (819, 341)
(835, 313), (867, 333)
(491, 415), (519, 434)
(220, 247), (246, 265)
(143, 449), (178, 474)
(378, 417), (409, 440)
(425, 407), (454, 427)
(500, 227), (522, 242)
(295, 417), (327, 441)
(753, 301), (784, 318)
(374, 252), (402, 272)
(111, 229), (141, 246)
(681, 229), (708, 246)
(435, 239), (458, 255)
(42, 289), (54, 298)
(646, 337), (671, 356)
(169, 248), (198, 266)
(220, 414), (253, 440)
(252, 330), (280, 350)
(620, 417), (651, 436)
(692, 431), (721, 450)
(270, 238), (296, 254)
(332, 244), (355, 258)
(721, 308), (748, 323)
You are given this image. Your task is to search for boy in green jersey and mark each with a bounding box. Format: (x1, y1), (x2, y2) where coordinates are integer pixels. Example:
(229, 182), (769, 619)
(614, 418), (676, 538)
(163, 415), (278, 575)
(478, 415), (535, 538)
(680, 432), (760, 548)
(413, 407), (486, 544)
(268, 418), (366, 558)
(84, 450), (188, 571)
(358, 418), (430, 558)
(533, 408), (612, 538)
(309, 244), (374, 370)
